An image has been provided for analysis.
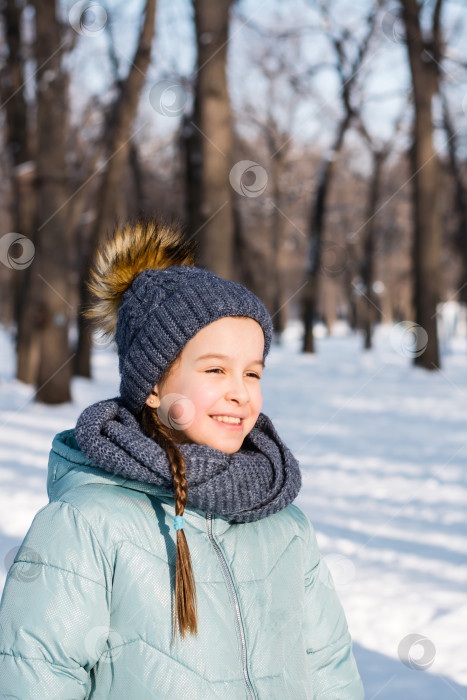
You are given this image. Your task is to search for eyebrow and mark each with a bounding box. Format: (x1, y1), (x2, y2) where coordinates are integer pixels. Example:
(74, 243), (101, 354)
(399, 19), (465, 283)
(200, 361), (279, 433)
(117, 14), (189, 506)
(195, 353), (264, 368)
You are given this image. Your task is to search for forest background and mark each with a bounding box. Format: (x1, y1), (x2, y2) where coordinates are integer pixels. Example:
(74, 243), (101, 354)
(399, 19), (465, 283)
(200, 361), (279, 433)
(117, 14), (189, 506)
(0, 0), (466, 403)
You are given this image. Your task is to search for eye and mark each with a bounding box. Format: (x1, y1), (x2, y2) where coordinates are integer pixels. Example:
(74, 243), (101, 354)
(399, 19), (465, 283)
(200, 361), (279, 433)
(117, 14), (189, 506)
(246, 372), (261, 379)
(205, 368), (223, 374)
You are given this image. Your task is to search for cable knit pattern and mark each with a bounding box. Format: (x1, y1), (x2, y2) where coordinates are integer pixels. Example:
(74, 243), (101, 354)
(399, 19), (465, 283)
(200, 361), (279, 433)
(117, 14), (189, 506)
(115, 266), (274, 415)
(74, 398), (302, 523)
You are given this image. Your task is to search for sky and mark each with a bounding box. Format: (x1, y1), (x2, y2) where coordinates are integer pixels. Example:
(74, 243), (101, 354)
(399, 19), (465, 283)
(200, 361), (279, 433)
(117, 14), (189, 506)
(59, 0), (467, 161)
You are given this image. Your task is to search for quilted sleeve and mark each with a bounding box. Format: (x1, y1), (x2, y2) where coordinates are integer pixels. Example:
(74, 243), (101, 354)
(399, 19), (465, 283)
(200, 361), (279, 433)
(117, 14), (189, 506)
(302, 518), (364, 699)
(0, 500), (113, 699)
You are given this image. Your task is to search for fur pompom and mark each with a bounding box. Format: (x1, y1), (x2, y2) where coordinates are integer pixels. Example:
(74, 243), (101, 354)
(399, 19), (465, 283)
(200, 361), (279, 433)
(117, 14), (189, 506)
(85, 219), (196, 336)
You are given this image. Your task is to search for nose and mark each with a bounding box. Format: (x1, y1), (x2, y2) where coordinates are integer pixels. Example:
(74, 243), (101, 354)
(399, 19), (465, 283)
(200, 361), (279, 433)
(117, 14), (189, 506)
(224, 373), (250, 405)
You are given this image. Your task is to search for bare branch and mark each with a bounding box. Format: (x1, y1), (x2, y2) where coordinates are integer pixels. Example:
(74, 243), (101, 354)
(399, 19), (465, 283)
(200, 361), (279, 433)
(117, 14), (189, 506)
(432, 0), (444, 64)
(104, 11), (122, 85)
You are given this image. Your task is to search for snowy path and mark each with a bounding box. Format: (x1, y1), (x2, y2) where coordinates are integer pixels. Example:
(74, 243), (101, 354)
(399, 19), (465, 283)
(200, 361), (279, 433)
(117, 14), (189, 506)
(0, 323), (466, 699)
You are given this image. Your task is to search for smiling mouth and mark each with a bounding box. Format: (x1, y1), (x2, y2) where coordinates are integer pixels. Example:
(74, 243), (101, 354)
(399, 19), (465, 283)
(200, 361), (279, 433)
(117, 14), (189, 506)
(211, 416), (242, 425)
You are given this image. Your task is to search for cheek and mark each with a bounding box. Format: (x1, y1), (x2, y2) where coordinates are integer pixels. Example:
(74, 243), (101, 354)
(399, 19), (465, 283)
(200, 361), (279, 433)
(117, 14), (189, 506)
(186, 383), (219, 414)
(249, 384), (262, 418)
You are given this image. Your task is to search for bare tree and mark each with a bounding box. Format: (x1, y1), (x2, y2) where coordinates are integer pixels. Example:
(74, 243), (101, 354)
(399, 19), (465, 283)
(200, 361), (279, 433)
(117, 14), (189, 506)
(15, 0), (73, 402)
(358, 110), (406, 349)
(0, 0), (36, 376)
(302, 0), (382, 353)
(0, 0), (35, 243)
(233, 31), (312, 333)
(441, 91), (467, 304)
(187, 0), (235, 279)
(74, 0), (157, 378)
(399, 0), (443, 369)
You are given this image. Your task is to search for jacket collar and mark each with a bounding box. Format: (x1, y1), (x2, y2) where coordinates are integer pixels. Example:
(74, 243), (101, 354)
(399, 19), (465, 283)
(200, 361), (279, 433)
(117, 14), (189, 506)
(47, 429), (232, 535)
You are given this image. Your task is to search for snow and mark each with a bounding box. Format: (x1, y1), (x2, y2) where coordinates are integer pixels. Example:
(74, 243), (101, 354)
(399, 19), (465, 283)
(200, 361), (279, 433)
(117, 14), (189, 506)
(0, 319), (466, 699)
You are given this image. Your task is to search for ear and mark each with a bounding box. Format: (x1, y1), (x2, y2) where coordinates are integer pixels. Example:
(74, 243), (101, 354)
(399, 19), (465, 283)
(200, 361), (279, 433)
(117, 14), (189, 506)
(145, 385), (160, 408)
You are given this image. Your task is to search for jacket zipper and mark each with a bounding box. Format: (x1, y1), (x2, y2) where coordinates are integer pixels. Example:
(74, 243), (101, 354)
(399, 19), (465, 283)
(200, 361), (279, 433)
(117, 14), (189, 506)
(206, 513), (256, 700)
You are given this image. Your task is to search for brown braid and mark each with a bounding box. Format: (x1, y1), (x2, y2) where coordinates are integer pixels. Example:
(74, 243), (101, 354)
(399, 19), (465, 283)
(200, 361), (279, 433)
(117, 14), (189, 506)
(141, 403), (198, 641)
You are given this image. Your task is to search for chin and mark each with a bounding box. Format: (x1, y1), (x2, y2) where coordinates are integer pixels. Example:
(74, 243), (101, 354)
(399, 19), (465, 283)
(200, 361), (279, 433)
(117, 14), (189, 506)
(218, 445), (241, 455)
(208, 437), (243, 454)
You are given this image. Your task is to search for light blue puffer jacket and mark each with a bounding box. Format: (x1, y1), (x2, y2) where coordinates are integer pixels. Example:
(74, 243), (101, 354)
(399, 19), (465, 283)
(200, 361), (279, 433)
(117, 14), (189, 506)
(0, 429), (364, 699)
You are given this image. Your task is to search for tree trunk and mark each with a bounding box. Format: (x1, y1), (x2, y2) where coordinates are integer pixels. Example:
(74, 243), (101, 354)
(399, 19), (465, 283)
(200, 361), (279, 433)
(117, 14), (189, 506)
(74, 0), (157, 378)
(129, 141), (145, 215)
(362, 152), (383, 349)
(401, 0), (442, 369)
(302, 114), (351, 353)
(191, 0), (234, 279)
(441, 93), (467, 304)
(270, 155), (287, 337)
(1, 0), (33, 243)
(183, 111), (202, 244)
(25, 0), (72, 403)
(0, 0), (38, 381)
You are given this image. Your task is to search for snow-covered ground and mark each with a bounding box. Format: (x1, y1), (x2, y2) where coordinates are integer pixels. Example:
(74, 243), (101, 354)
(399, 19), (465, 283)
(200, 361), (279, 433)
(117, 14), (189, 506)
(0, 318), (466, 699)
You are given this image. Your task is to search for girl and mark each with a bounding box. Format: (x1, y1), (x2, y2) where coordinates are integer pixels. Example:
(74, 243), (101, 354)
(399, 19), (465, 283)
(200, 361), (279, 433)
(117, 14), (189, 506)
(0, 220), (364, 699)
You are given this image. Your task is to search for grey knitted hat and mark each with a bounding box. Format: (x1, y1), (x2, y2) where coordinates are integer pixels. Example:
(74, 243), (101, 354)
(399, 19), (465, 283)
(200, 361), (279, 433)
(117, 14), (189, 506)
(115, 265), (273, 415)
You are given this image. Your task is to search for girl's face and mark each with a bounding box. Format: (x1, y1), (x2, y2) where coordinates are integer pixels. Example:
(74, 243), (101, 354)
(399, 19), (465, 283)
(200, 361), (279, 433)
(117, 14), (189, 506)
(146, 316), (264, 454)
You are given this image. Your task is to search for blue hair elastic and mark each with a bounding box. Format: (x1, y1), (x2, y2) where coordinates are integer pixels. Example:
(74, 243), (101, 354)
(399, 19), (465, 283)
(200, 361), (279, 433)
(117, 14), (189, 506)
(174, 515), (185, 531)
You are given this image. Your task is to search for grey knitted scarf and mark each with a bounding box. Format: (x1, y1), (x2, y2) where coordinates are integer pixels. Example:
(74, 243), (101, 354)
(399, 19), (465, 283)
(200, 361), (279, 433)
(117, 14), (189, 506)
(74, 398), (302, 523)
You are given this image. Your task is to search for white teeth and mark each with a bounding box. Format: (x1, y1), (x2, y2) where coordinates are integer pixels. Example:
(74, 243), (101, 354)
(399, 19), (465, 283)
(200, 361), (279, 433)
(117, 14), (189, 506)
(211, 415), (241, 424)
